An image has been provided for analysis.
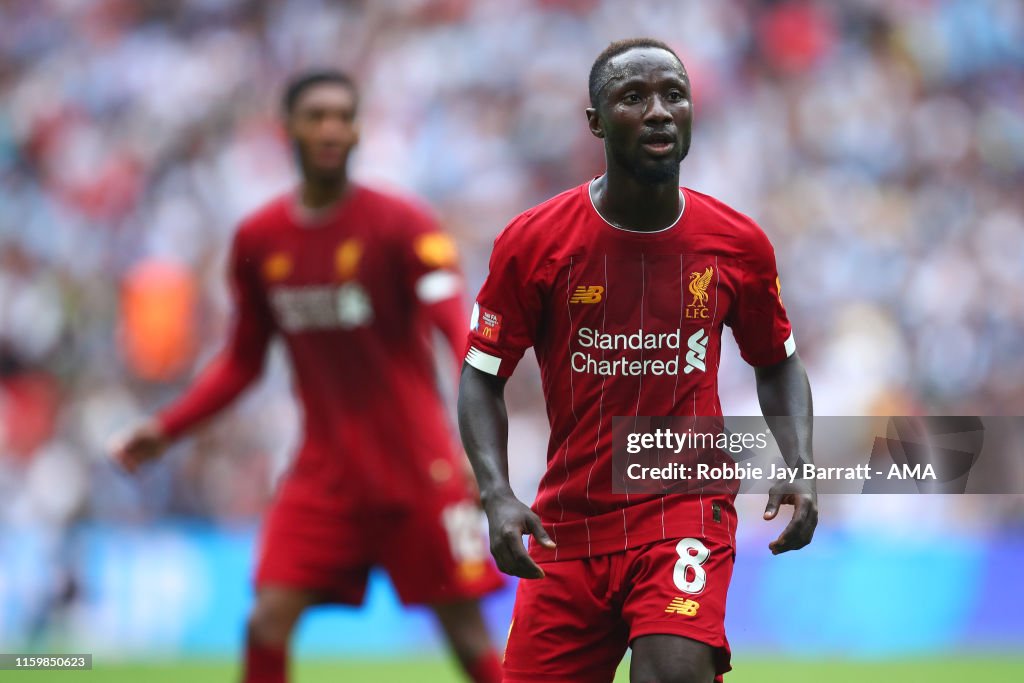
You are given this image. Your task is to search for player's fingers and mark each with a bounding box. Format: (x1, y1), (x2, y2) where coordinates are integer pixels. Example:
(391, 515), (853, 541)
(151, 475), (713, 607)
(769, 527), (794, 554)
(504, 531), (544, 579)
(492, 524), (544, 579)
(770, 501), (816, 554)
(763, 489), (785, 520)
(489, 530), (518, 575)
(769, 508), (801, 554)
(108, 435), (128, 460)
(790, 497), (818, 549)
(525, 513), (555, 549)
(490, 542), (516, 576)
(109, 443), (138, 473)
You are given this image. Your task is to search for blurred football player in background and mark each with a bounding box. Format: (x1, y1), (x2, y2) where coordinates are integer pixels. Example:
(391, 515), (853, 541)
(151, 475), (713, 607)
(112, 70), (503, 683)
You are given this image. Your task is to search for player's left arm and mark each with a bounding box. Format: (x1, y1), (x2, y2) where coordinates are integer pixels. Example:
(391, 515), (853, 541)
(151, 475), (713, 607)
(730, 228), (817, 554)
(755, 354), (817, 554)
(398, 207), (467, 369)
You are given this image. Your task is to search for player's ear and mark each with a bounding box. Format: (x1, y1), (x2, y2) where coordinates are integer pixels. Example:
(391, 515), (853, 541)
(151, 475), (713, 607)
(586, 107), (604, 139)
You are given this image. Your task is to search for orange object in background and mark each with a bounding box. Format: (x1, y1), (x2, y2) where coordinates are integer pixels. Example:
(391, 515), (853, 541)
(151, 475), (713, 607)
(120, 260), (197, 381)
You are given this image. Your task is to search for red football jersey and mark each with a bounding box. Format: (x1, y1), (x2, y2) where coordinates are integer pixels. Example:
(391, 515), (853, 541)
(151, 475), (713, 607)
(466, 181), (795, 561)
(159, 185), (471, 508)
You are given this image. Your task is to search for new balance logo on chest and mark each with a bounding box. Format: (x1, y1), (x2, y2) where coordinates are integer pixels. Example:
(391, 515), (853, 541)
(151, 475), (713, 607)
(569, 285), (604, 304)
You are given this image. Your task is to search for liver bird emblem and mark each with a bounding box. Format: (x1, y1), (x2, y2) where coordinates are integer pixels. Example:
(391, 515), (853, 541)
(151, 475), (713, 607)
(688, 266), (713, 307)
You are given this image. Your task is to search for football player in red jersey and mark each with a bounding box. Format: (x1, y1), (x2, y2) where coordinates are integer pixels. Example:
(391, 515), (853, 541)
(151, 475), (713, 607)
(459, 39), (817, 682)
(112, 70), (504, 683)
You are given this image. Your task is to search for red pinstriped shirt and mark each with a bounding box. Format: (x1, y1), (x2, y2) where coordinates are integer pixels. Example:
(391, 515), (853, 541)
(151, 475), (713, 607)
(466, 181), (795, 561)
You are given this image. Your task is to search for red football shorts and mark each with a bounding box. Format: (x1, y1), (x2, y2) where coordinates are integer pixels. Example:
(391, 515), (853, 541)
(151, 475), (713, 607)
(502, 535), (734, 682)
(254, 481), (504, 605)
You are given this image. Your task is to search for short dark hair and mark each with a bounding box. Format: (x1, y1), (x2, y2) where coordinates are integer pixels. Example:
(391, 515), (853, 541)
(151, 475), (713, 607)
(282, 69), (358, 115)
(588, 38), (683, 108)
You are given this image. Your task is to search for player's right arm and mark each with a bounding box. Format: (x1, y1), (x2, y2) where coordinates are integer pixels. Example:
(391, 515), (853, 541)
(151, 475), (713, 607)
(111, 229), (274, 473)
(457, 219), (555, 579)
(458, 366), (554, 579)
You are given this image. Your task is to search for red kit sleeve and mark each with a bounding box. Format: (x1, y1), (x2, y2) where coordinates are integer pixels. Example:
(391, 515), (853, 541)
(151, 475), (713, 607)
(726, 229), (796, 367)
(463, 217), (545, 378)
(397, 207), (467, 368)
(157, 229), (274, 438)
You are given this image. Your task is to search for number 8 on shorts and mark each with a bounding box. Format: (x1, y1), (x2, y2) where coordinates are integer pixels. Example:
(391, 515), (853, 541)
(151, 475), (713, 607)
(673, 537), (710, 594)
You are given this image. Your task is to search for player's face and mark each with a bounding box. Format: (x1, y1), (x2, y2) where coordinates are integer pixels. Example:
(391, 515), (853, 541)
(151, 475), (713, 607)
(587, 47), (692, 183)
(287, 83), (359, 181)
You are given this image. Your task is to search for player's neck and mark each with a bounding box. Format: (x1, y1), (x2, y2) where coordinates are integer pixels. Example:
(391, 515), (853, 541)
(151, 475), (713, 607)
(300, 174), (351, 211)
(591, 170), (682, 232)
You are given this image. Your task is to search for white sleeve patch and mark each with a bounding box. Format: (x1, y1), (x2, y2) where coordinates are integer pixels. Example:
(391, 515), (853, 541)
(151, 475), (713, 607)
(784, 333), (797, 357)
(466, 346), (501, 375)
(416, 270), (461, 304)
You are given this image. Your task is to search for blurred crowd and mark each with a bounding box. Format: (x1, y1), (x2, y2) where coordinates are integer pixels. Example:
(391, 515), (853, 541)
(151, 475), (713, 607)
(0, 0), (1022, 537)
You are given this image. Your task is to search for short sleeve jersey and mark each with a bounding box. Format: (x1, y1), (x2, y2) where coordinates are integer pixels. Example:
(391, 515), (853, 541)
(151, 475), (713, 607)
(466, 181), (795, 561)
(161, 185), (470, 509)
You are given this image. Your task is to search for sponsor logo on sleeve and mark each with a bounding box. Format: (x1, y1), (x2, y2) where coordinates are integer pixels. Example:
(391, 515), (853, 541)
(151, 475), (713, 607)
(686, 266), (713, 319)
(414, 233), (458, 268)
(473, 305), (502, 341)
(569, 285), (604, 304)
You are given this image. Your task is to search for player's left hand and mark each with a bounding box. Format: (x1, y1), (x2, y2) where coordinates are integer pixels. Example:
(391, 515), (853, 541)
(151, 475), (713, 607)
(763, 479), (817, 555)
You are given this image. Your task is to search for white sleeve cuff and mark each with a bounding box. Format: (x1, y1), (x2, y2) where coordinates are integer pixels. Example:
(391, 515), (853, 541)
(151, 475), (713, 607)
(466, 346), (502, 375)
(416, 271), (461, 304)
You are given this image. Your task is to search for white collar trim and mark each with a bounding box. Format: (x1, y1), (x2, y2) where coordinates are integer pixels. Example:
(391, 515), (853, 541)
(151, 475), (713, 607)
(588, 178), (686, 234)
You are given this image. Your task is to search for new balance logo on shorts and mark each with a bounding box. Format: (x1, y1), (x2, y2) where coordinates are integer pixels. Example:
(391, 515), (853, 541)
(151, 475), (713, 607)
(664, 597), (701, 616)
(683, 329), (708, 374)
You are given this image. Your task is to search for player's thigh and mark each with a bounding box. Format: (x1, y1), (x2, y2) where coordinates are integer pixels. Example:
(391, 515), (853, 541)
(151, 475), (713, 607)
(630, 634), (716, 683)
(378, 497), (504, 605)
(254, 488), (373, 605)
(621, 536), (735, 681)
(503, 557), (628, 683)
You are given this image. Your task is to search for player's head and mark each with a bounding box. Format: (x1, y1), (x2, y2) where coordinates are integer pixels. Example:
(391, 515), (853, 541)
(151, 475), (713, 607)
(282, 69), (360, 182)
(586, 39), (692, 183)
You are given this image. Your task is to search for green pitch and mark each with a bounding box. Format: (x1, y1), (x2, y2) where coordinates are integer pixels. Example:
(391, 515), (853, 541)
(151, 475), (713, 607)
(12, 656), (1024, 682)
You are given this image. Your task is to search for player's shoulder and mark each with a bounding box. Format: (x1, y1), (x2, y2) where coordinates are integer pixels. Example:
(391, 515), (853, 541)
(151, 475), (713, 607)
(494, 183), (587, 251)
(236, 193), (293, 238)
(356, 183), (439, 230)
(683, 187), (776, 256)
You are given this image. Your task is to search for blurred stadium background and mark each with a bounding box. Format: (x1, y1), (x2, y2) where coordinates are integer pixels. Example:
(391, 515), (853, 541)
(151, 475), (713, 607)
(1, 0), (1023, 680)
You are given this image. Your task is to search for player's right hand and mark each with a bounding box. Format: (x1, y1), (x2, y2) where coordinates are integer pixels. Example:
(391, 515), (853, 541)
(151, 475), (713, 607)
(482, 491), (555, 579)
(109, 420), (170, 474)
